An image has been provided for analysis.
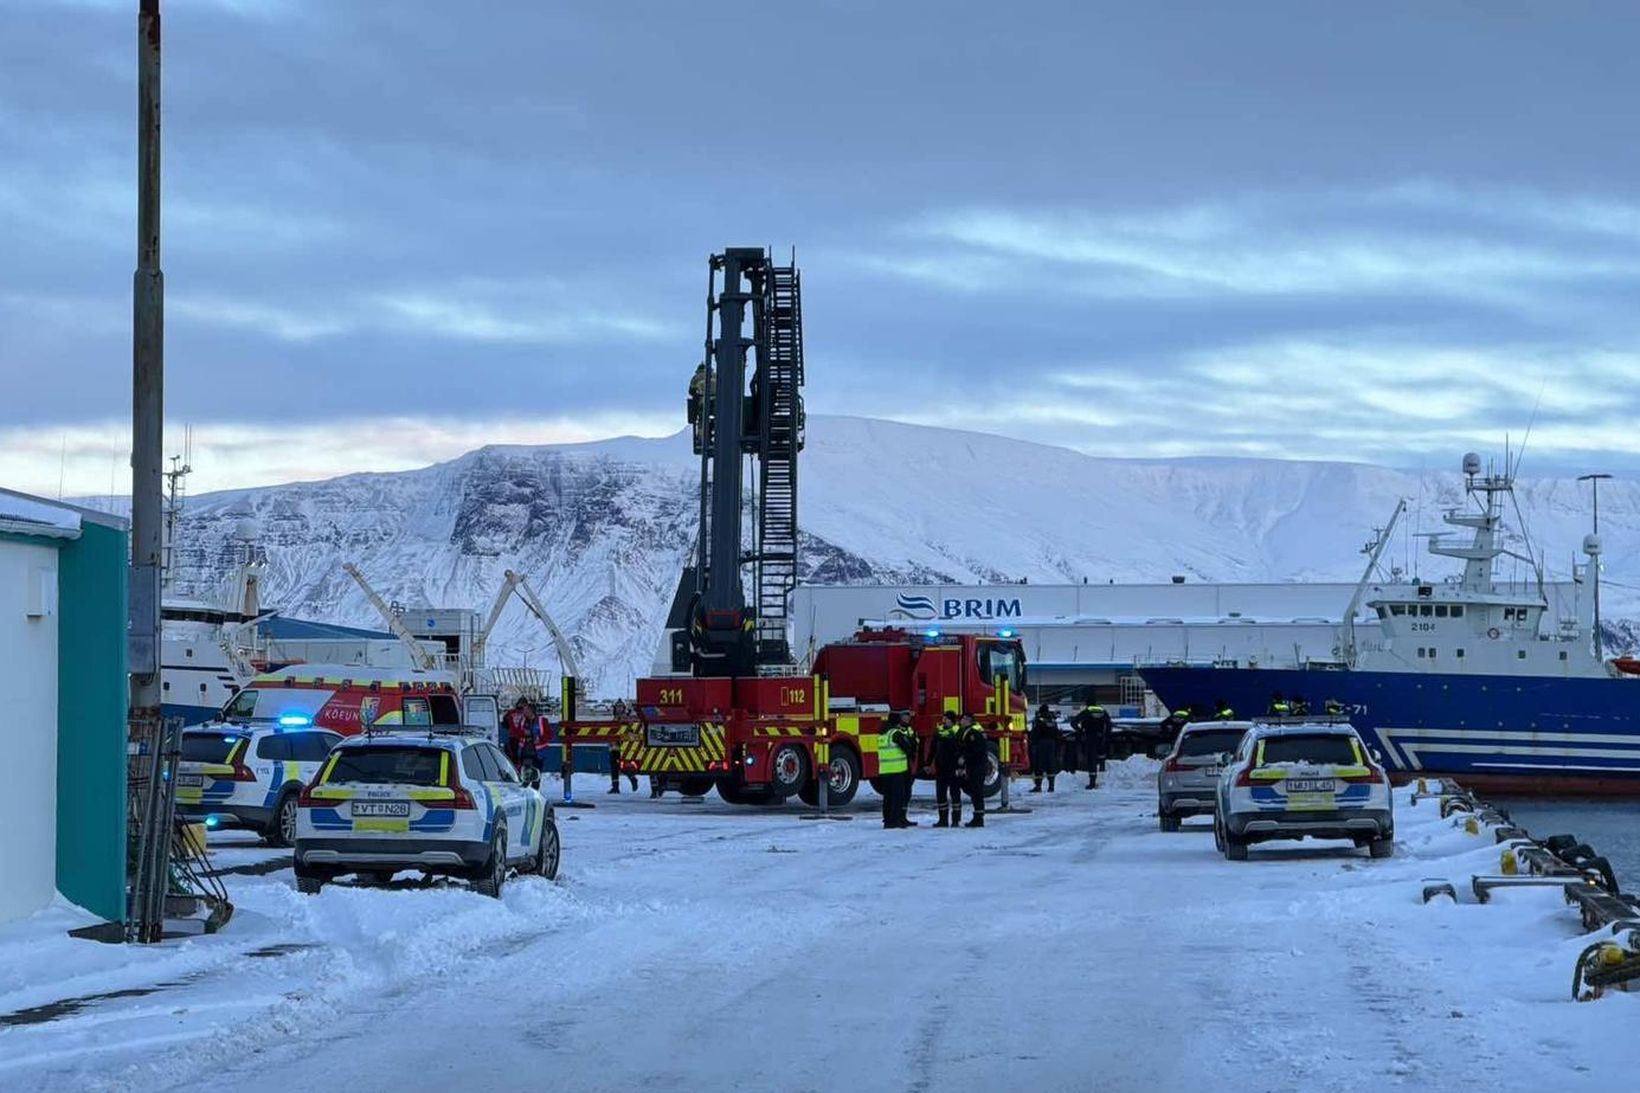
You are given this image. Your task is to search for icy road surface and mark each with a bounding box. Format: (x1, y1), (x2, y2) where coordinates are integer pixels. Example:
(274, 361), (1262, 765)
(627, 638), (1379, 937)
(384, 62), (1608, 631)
(3, 761), (1637, 1092)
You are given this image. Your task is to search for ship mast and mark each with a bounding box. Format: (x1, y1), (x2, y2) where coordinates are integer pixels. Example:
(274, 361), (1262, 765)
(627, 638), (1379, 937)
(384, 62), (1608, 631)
(1339, 499), (1405, 666)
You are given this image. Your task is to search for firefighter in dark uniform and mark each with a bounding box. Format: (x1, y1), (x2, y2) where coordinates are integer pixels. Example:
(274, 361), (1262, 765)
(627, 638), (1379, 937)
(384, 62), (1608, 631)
(1267, 692), (1291, 716)
(1159, 706), (1192, 750)
(958, 713), (989, 828)
(933, 711), (964, 828)
(879, 713), (920, 828)
(1072, 701), (1112, 789)
(1029, 704), (1060, 793)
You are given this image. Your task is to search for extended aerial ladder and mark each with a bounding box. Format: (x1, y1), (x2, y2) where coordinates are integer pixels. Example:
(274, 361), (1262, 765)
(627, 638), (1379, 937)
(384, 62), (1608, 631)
(674, 247), (806, 677)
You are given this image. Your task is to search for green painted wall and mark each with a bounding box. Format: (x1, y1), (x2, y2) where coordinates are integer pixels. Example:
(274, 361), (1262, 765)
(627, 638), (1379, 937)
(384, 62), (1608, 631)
(55, 520), (128, 921)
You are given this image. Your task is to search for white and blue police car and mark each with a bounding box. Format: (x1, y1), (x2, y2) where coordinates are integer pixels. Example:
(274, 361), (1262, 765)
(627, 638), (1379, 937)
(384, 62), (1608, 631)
(293, 729), (560, 896)
(176, 720), (343, 846)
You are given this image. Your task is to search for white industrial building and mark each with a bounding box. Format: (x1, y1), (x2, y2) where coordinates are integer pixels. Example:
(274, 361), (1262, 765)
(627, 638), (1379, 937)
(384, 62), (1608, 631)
(790, 580), (1579, 713)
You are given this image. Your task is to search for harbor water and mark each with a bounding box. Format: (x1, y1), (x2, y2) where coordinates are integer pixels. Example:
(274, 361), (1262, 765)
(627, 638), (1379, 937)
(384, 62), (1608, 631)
(1494, 798), (1640, 890)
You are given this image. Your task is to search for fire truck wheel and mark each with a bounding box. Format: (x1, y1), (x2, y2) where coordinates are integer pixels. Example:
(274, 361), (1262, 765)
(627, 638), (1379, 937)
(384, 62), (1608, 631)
(981, 747), (1003, 798)
(676, 777), (714, 797)
(823, 747), (861, 805)
(768, 743), (810, 799)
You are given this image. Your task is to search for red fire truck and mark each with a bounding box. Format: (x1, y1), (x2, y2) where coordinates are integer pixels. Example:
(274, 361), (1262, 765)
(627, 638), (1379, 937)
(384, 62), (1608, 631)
(608, 627), (1027, 805)
(561, 250), (1028, 805)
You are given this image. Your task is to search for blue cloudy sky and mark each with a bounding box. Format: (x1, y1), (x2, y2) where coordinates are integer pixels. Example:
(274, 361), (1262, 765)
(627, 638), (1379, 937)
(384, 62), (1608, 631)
(4, 0), (1640, 495)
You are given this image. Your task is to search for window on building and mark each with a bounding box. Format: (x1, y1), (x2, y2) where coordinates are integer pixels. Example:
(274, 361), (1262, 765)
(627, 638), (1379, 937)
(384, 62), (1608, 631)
(1420, 605), (1434, 617)
(1435, 605), (1449, 618)
(1451, 605), (1464, 618)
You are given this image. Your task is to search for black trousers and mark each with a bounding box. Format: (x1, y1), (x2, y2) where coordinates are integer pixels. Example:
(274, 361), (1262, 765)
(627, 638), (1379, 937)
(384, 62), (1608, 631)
(1030, 739), (1059, 781)
(881, 770), (908, 825)
(936, 773), (963, 810)
(965, 774), (987, 814)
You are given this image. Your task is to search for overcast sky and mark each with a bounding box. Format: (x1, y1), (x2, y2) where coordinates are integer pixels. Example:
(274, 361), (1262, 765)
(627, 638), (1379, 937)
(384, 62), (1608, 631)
(5, 0), (1640, 496)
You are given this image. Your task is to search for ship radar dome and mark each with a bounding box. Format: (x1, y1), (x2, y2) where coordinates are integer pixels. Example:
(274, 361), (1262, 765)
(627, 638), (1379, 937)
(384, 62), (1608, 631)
(1462, 452), (1482, 477)
(1584, 533), (1602, 557)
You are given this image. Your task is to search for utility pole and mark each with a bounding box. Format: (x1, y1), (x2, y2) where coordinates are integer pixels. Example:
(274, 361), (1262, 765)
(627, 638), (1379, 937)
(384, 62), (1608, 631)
(1579, 473), (1612, 660)
(129, 0), (169, 942)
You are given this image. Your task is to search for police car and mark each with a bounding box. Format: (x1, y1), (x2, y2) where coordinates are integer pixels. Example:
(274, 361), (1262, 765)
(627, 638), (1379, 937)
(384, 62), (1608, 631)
(1213, 722), (1394, 861)
(293, 729), (560, 897)
(176, 723), (343, 846)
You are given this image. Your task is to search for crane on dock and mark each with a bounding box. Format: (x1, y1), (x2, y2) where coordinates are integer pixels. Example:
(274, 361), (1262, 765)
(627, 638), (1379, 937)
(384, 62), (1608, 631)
(340, 562), (438, 672)
(472, 569), (582, 681)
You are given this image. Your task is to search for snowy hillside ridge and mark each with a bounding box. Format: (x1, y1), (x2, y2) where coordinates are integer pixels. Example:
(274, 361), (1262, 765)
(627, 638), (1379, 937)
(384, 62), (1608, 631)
(163, 415), (1640, 695)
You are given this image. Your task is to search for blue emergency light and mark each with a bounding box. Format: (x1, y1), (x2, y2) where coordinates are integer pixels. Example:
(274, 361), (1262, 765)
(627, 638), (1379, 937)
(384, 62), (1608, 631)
(277, 713), (311, 728)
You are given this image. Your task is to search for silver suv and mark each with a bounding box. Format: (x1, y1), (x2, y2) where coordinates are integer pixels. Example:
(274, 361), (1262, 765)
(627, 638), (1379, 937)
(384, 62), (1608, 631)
(1157, 721), (1251, 831)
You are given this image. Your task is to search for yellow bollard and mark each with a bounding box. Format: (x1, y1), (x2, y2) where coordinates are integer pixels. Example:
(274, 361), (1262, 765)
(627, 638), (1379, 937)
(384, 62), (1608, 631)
(1501, 848), (1518, 875)
(1464, 816), (1480, 836)
(181, 822), (208, 857)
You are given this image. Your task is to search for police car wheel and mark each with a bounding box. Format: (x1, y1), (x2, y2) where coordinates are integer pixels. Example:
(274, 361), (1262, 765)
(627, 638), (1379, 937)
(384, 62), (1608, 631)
(1224, 833), (1249, 862)
(1368, 837), (1394, 859)
(265, 790), (299, 848)
(296, 875), (323, 895)
(1160, 812), (1181, 833)
(472, 828), (508, 899)
(536, 818), (561, 880)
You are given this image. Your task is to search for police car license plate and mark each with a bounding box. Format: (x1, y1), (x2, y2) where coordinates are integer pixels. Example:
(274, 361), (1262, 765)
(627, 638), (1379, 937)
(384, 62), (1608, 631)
(1201, 766), (1221, 777)
(177, 773), (203, 787)
(351, 801), (410, 818)
(1286, 778), (1336, 811)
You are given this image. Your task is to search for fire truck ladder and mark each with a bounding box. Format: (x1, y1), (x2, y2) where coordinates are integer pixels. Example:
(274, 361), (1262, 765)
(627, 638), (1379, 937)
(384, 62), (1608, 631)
(751, 260), (804, 666)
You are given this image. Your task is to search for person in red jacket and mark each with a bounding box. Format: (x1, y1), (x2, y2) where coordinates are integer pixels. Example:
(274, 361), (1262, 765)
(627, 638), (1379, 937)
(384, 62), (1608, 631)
(502, 697), (538, 766)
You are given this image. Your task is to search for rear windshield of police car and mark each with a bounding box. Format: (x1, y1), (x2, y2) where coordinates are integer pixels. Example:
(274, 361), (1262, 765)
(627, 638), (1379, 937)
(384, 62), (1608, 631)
(181, 732), (240, 764)
(1178, 729), (1246, 757)
(1260, 734), (1357, 765)
(325, 746), (445, 786)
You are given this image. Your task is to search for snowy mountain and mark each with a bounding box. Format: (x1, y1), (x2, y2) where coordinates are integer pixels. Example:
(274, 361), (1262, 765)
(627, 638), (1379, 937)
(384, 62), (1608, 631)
(165, 416), (1640, 694)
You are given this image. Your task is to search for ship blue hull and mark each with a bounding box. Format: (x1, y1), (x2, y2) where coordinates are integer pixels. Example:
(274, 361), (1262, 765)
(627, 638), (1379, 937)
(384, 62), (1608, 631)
(1138, 665), (1640, 796)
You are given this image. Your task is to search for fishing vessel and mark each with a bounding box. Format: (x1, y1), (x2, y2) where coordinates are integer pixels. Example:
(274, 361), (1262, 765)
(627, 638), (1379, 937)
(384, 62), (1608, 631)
(1138, 453), (1638, 795)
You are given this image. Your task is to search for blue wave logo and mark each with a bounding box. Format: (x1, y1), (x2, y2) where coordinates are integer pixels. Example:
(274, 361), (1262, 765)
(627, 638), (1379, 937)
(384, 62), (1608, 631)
(893, 593), (937, 620)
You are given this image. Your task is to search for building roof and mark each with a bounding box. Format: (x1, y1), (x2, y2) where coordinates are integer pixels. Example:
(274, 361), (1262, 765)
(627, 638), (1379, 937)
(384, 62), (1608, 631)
(0, 488), (82, 540)
(255, 615), (396, 641)
(0, 486), (127, 537)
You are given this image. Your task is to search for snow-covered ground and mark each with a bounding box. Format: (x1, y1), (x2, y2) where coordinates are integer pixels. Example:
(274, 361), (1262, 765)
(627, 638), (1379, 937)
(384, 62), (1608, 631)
(2, 761), (1636, 1092)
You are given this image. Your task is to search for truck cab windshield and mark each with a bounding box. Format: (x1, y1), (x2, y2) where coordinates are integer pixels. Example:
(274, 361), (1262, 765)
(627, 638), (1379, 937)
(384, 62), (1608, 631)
(977, 641), (1026, 693)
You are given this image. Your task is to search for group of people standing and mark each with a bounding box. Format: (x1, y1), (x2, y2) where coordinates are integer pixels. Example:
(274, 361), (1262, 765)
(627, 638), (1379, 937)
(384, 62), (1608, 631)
(875, 711), (994, 829)
(1028, 701), (1112, 792)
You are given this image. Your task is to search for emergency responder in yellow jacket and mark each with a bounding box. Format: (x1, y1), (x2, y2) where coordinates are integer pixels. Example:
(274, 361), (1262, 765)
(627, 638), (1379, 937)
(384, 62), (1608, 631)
(878, 713), (919, 828)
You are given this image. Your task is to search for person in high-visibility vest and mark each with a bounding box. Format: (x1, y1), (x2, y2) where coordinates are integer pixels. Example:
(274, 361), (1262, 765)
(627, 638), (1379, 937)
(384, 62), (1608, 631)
(1268, 692), (1291, 717)
(878, 713), (919, 828)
